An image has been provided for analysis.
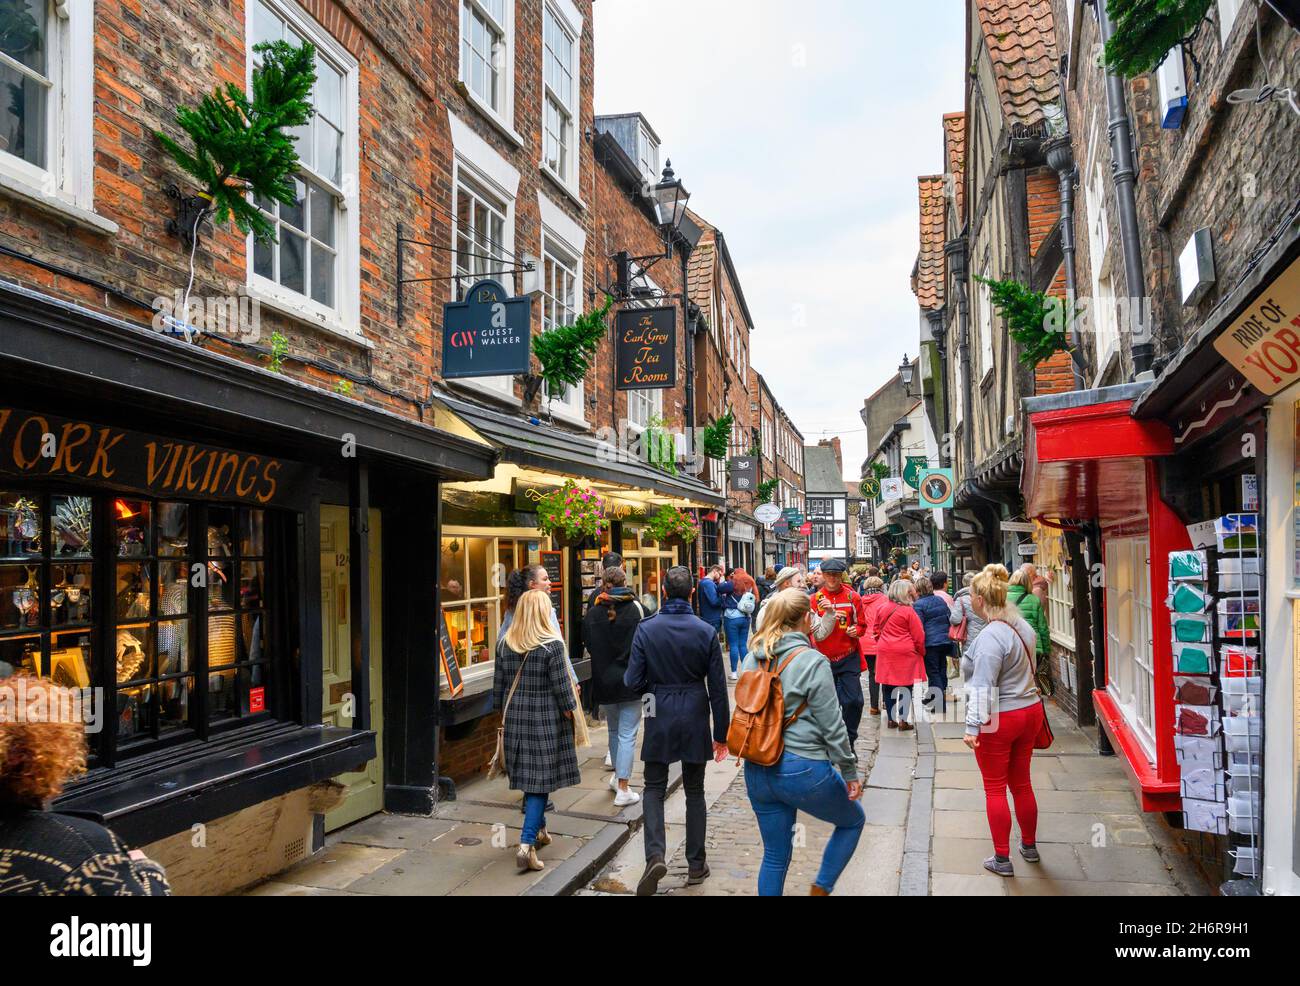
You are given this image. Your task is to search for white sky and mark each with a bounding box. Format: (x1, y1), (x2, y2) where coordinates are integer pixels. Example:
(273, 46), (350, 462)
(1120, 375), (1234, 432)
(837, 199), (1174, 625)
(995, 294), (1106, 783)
(594, 0), (966, 479)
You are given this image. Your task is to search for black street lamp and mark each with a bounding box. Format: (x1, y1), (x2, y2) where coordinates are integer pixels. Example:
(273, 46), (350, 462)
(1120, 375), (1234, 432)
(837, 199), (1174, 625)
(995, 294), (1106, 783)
(650, 160), (690, 244)
(898, 354), (915, 396)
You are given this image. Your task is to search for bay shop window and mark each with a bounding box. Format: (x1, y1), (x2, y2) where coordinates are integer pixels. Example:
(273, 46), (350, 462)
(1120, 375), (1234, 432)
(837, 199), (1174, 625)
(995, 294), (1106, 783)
(0, 489), (288, 765)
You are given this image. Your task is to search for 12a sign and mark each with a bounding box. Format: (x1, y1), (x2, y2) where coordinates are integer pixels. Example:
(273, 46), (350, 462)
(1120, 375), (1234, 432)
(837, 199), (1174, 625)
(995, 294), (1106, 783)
(615, 306), (676, 390)
(442, 279), (531, 379)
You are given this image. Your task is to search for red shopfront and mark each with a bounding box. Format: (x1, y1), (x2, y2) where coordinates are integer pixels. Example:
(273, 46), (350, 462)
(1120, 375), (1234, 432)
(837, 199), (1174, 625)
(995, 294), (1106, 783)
(1021, 385), (1184, 811)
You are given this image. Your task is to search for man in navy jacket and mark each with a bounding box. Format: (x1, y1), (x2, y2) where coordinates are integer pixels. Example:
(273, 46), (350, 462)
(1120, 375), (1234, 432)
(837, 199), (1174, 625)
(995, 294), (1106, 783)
(695, 563), (732, 631)
(625, 565), (730, 896)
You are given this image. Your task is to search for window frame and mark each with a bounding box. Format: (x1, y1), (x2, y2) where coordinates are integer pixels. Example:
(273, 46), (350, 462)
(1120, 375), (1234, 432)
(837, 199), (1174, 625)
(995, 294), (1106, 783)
(450, 166), (516, 401)
(244, 0), (362, 340)
(540, 230), (586, 424)
(1104, 536), (1156, 761)
(0, 2), (104, 230)
(459, 0), (515, 132)
(1046, 564), (1076, 649)
(540, 1), (579, 192)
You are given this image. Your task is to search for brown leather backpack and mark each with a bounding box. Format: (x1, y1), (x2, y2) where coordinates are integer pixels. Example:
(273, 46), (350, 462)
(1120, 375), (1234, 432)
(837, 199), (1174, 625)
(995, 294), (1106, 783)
(726, 649), (810, 766)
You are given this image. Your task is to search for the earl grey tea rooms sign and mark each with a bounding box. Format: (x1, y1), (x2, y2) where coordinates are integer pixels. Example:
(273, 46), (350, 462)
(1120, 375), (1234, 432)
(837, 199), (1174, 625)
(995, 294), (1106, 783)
(615, 306), (676, 390)
(441, 279), (532, 378)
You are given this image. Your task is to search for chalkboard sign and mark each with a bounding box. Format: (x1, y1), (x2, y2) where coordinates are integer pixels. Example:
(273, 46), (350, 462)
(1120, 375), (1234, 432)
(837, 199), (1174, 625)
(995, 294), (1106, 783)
(437, 609), (464, 698)
(541, 550), (564, 633)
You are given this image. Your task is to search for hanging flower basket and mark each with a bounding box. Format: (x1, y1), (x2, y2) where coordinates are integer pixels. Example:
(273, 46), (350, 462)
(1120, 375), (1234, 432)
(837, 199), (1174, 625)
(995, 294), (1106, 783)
(535, 480), (607, 546)
(644, 504), (699, 546)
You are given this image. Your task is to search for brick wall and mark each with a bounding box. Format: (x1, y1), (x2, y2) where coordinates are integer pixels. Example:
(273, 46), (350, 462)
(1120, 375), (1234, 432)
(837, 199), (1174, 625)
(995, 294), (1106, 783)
(439, 711), (504, 784)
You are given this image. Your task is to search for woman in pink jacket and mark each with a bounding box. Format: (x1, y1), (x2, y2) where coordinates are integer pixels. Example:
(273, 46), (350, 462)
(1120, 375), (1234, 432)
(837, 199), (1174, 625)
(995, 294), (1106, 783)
(857, 576), (887, 716)
(869, 580), (926, 730)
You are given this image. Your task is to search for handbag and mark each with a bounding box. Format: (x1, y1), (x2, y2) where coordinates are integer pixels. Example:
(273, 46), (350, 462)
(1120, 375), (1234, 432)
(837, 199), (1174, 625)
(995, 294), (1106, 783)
(948, 610), (968, 642)
(487, 654), (528, 781)
(992, 619), (1053, 750)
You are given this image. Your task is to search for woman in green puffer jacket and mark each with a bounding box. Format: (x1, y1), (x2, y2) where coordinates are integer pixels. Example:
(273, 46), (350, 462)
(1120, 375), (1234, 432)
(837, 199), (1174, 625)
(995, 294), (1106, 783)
(1006, 568), (1049, 661)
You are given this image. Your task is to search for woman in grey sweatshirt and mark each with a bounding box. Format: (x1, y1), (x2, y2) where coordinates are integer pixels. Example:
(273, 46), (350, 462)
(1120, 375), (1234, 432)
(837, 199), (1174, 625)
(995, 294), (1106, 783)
(739, 589), (864, 896)
(960, 565), (1045, 878)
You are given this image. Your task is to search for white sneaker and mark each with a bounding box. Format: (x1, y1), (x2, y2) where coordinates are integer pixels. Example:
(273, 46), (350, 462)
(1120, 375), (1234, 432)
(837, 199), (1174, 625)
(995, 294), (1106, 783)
(729, 671), (738, 681)
(610, 775), (619, 791)
(613, 788), (640, 807)
(603, 751), (613, 770)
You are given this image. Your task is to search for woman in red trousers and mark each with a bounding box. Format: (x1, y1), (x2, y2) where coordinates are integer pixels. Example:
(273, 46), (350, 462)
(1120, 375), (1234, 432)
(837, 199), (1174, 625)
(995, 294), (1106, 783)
(868, 579), (925, 730)
(961, 565), (1045, 877)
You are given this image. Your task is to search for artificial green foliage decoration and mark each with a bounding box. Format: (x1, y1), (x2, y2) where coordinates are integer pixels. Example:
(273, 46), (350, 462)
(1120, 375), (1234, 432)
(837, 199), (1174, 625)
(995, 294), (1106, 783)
(871, 461), (890, 481)
(1103, 0), (1212, 77)
(644, 415), (679, 476)
(701, 407), (734, 460)
(157, 41), (317, 243)
(974, 275), (1071, 368)
(643, 504), (699, 544)
(533, 296), (613, 396)
(755, 478), (779, 504)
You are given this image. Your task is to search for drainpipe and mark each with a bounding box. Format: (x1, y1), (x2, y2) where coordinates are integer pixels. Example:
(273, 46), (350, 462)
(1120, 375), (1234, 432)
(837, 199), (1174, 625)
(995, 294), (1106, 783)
(945, 235), (974, 477)
(1094, 0), (1153, 378)
(1042, 135), (1087, 390)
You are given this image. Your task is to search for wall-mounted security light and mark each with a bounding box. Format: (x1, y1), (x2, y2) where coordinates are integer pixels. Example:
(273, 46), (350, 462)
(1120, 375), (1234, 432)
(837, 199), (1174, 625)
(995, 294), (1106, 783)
(1179, 227), (1216, 306)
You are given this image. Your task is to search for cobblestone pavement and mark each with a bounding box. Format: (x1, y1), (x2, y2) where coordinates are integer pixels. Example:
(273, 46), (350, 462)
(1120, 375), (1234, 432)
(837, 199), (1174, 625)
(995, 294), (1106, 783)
(588, 677), (1212, 897)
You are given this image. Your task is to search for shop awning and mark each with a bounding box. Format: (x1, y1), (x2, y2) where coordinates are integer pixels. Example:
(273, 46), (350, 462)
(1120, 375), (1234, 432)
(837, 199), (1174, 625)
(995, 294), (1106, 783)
(433, 387), (725, 508)
(1021, 384), (1173, 522)
(0, 282), (499, 483)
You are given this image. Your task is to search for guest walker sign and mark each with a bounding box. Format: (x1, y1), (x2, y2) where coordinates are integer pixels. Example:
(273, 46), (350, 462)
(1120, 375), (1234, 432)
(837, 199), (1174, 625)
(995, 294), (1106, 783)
(615, 306), (676, 390)
(441, 279), (532, 379)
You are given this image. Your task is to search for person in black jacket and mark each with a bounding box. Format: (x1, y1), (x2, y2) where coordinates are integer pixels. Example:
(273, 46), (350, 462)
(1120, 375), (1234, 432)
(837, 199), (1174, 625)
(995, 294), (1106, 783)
(624, 565), (730, 896)
(581, 567), (645, 808)
(0, 674), (170, 895)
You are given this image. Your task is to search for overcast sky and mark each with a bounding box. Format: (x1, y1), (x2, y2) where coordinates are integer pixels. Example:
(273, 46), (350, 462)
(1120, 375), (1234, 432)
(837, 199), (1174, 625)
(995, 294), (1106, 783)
(594, 0), (965, 479)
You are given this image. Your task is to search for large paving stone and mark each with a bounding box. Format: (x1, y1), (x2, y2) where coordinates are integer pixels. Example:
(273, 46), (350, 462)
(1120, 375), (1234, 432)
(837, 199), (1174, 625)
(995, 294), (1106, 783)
(935, 788), (987, 811)
(1076, 845), (1176, 884)
(242, 880), (362, 896)
(932, 836), (1084, 880)
(931, 871), (1007, 895)
(277, 843), (402, 890)
(875, 735), (918, 757)
(334, 812), (456, 850)
(868, 756), (916, 790)
(934, 810), (992, 840)
(862, 787), (910, 826)
(933, 769), (984, 790)
(834, 824), (905, 896)
(347, 851), (492, 896)
(1035, 789), (1138, 813)
(1046, 770), (1135, 792)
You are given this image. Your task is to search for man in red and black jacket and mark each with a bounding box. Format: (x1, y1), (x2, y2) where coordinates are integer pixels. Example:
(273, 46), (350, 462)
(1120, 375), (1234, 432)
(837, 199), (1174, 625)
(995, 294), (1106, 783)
(810, 558), (865, 746)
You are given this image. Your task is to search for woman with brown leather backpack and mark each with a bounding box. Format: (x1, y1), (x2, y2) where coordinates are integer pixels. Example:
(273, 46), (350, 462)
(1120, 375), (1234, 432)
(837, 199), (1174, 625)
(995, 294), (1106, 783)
(737, 589), (864, 896)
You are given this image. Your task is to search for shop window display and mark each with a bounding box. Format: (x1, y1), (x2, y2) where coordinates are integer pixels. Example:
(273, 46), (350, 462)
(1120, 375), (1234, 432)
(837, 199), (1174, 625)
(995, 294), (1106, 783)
(440, 533), (545, 674)
(0, 490), (286, 762)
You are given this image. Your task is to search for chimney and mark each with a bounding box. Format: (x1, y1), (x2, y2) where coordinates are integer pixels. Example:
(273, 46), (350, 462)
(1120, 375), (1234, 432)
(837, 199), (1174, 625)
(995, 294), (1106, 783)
(819, 437), (843, 473)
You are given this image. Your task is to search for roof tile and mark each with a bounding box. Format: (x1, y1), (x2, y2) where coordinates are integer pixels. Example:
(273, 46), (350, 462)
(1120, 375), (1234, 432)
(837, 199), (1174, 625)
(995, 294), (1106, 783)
(974, 0), (1060, 128)
(914, 175), (946, 310)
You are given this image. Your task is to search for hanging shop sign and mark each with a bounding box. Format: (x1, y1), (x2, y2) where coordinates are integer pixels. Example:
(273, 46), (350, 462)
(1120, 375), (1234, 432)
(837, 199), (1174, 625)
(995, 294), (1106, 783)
(0, 406), (312, 507)
(615, 306), (677, 390)
(880, 477), (905, 502)
(729, 455), (757, 491)
(859, 477), (880, 499)
(772, 518), (790, 534)
(1000, 520), (1037, 534)
(754, 502), (782, 524)
(442, 278), (532, 379)
(917, 468), (955, 509)
(1212, 255), (1300, 394)
(902, 456), (928, 490)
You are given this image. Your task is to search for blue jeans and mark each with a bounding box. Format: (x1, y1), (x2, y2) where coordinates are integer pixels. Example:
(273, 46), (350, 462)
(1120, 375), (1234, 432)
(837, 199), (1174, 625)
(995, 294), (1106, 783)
(603, 701), (641, 781)
(744, 752), (865, 895)
(522, 792), (548, 845)
(724, 614), (751, 672)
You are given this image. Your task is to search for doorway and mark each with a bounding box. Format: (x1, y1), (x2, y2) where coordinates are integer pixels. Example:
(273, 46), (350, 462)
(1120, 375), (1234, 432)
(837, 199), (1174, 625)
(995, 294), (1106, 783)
(320, 504), (384, 830)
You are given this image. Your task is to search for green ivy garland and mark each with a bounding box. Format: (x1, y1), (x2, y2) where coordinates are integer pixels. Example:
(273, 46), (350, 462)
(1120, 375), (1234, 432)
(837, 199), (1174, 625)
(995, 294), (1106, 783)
(1103, 0), (1211, 77)
(157, 41), (317, 243)
(974, 275), (1071, 368)
(533, 295), (613, 396)
(701, 407), (734, 460)
(755, 478), (779, 504)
